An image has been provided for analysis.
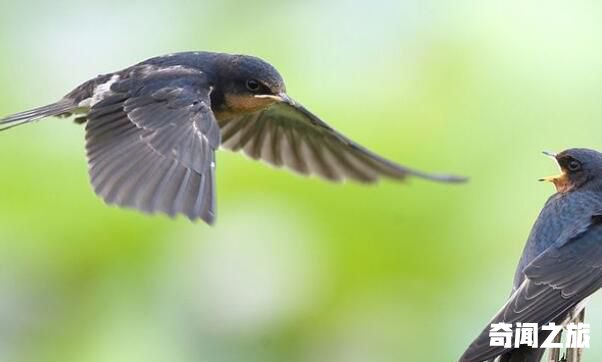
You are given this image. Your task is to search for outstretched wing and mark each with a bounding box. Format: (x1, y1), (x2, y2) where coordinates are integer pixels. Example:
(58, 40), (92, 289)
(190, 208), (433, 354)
(218, 98), (465, 183)
(85, 65), (220, 224)
(460, 216), (602, 362)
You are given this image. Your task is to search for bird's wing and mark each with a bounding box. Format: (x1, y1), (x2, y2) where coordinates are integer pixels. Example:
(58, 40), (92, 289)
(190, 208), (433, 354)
(218, 99), (465, 183)
(459, 215), (602, 362)
(84, 65), (220, 224)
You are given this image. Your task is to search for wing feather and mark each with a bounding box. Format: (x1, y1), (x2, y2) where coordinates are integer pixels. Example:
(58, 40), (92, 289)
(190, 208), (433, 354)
(460, 218), (602, 362)
(219, 99), (465, 183)
(83, 64), (219, 223)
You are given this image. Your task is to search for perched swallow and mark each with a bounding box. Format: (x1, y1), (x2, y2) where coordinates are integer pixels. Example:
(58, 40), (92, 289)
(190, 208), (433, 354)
(460, 148), (602, 362)
(0, 51), (465, 224)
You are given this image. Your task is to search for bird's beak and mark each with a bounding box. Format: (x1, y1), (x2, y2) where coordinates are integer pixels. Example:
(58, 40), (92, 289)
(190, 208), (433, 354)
(542, 150), (557, 159)
(539, 151), (567, 187)
(254, 93), (295, 105)
(539, 174), (565, 183)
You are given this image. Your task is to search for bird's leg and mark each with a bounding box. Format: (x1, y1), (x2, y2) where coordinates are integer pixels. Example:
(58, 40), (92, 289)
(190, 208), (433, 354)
(566, 309), (585, 362)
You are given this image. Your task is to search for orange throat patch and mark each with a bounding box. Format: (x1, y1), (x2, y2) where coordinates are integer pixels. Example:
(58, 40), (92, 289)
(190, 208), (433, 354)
(215, 94), (277, 120)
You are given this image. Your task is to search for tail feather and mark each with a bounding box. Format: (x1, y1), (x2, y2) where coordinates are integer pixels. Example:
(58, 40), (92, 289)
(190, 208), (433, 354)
(0, 99), (76, 131)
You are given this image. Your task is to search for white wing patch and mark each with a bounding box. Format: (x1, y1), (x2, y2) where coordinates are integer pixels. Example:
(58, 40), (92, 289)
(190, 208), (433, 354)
(78, 74), (121, 108)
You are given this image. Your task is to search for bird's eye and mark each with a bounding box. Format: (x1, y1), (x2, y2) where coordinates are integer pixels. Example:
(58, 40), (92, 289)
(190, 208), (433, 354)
(567, 160), (582, 172)
(246, 79), (260, 92)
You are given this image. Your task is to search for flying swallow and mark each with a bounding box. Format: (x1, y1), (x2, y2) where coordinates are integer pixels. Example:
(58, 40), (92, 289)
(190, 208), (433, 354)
(460, 148), (602, 362)
(0, 51), (466, 224)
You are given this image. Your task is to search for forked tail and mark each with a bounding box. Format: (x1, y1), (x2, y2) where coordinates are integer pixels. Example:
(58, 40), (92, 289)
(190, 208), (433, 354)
(0, 99), (76, 131)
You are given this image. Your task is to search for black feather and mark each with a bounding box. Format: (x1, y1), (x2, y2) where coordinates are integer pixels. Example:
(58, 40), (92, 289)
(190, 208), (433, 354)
(0, 99), (75, 131)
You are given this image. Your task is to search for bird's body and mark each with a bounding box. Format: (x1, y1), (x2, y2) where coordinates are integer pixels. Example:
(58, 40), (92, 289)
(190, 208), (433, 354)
(460, 148), (602, 362)
(0, 51), (464, 224)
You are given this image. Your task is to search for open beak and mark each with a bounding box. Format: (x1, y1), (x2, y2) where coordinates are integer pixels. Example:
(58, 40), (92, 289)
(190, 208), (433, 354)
(538, 151), (571, 192)
(539, 151), (564, 183)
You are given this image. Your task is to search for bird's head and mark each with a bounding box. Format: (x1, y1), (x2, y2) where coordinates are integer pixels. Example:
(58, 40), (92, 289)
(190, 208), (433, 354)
(540, 148), (602, 193)
(213, 54), (291, 117)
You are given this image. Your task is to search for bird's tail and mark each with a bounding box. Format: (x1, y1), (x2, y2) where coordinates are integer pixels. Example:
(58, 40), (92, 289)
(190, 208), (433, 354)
(0, 99), (76, 131)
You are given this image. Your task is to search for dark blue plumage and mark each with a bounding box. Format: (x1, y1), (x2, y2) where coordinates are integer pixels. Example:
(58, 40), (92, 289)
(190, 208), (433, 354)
(461, 148), (602, 362)
(0, 51), (466, 224)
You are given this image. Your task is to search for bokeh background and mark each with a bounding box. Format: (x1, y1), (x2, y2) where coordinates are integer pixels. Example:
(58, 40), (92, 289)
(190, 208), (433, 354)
(1, 1), (602, 361)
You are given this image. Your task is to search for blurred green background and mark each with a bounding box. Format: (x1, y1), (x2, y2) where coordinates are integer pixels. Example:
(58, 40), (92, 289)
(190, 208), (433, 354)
(1, 1), (602, 361)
